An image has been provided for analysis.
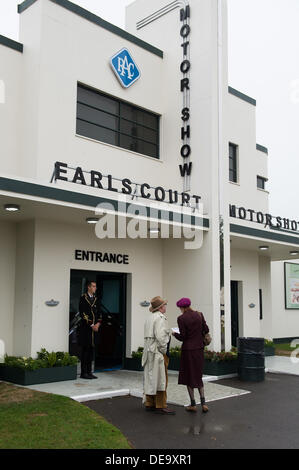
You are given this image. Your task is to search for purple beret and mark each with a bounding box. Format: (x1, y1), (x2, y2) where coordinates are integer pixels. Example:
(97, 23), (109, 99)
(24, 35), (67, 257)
(176, 297), (191, 308)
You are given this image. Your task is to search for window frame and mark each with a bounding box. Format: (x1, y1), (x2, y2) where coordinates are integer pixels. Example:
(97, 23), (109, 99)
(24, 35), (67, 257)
(76, 83), (160, 160)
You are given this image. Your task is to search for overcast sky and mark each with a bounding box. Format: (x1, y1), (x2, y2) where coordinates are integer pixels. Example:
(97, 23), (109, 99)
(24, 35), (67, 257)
(0, 0), (298, 220)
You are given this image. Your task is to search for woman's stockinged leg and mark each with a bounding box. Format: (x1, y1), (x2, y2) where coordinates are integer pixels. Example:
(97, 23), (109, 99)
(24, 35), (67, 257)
(198, 386), (209, 413)
(187, 386), (196, 406)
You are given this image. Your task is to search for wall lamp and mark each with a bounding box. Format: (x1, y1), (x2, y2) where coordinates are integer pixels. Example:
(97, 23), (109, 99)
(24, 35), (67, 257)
(4, 204), (20, 212)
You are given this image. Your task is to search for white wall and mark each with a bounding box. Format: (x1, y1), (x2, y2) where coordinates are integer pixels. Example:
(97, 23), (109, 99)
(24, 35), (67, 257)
(226, 94), (269, 214)
(258, 255), (272, 339)
(30, 218), (164, 357)
(13, 220), (35, 356)
(0, 44), (22, 176)
(230, 248), (260, 337)
(0, 222), (16, 355)
(162, 234), (221, 351)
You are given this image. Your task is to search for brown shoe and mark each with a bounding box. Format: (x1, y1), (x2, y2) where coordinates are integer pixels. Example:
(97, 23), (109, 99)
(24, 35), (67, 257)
(156, 408), (176, 415)
(185, 405), (197, 412)
(202, 404), (209, 413)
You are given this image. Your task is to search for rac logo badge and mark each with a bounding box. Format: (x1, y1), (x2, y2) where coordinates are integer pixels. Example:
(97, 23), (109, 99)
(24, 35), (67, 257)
(110, 48), (141, 88)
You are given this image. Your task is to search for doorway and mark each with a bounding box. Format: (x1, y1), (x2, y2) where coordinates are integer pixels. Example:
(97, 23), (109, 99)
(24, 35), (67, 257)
(69, 269), (127, 370)
(230, 280), (239, 347)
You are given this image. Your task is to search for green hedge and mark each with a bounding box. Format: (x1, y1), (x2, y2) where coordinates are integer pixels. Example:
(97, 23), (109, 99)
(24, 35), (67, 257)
(3, 348), (78, 371)
(131, 346), (238, 362)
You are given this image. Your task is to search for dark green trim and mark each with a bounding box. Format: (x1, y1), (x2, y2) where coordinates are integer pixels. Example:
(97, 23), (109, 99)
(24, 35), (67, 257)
(18, 0), (38, 13)
(49, 0), (163, 58)
(0, 35), (23, 53)
(0, 177), (209, 229)
(228, 86), (256, 106)
(230, 223), (299, 246)
(256, 144), (268, 154)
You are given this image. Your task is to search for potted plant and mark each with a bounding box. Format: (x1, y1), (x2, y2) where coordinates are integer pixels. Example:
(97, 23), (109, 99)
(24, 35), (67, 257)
(203, 347), (238, 375)
(0, 348), (78, 386)
(264, 339), (275, 356)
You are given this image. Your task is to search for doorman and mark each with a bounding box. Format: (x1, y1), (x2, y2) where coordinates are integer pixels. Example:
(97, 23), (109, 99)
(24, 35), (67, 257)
(77, 280), (102, 379)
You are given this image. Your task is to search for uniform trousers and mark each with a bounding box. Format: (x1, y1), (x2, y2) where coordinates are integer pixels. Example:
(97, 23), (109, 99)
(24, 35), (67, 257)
(80, 345), (94, 375)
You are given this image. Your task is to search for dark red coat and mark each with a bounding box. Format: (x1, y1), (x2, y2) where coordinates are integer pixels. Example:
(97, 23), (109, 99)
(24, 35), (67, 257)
(174, 308), (209, 350)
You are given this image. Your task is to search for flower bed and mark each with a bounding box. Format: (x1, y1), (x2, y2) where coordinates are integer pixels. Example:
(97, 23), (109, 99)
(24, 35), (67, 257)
(0, 348), (78, 386)
(125, 346), (238, 375)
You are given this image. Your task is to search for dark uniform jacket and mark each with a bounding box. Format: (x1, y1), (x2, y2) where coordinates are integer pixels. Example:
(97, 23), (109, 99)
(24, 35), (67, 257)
(174, 308), (209, 350)
(77, 293), (102, 347)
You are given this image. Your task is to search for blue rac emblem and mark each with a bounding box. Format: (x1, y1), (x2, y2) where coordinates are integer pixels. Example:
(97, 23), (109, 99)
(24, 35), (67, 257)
(110, 48), (141, 88)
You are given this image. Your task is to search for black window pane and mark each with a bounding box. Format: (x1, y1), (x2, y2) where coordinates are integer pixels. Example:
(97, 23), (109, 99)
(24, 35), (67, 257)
(257, 177), (265, 189)
(77, 119), (118, 146)
(120, 119), (157, 143)
(229, 170), (237, 183)
(77, 103), (119, 131)
(120, 134), (158, 159)
(120, 103), (158, 129)
(76, 84), (160, 158)
(229, 143), (237, 182)
(78, 86), (118, 115)
(229, 158), (235, 171)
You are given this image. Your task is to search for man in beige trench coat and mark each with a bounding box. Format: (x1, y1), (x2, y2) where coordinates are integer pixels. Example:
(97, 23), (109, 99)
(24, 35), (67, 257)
(141, 296), (175, 415)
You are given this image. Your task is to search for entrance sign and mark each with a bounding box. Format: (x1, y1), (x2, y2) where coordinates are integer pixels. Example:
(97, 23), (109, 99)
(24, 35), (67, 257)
(75, 250), (129, 265)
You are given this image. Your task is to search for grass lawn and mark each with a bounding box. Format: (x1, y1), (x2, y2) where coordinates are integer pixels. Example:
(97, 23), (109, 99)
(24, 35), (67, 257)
(274, 342), (299, 356)
(0, 381), (132, 449)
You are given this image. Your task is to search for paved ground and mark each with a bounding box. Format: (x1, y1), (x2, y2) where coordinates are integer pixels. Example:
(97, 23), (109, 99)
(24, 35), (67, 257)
(84, 373), (299, 449)
(22, 369), (249, 404)
(266, 355), (299, 375)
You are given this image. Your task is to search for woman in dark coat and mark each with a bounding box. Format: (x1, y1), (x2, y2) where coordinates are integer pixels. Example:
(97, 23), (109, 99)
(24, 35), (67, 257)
(172, 297), (209, 412)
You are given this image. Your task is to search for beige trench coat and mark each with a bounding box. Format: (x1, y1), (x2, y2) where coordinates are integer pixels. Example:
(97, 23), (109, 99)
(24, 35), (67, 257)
(142, 311), (171, 396)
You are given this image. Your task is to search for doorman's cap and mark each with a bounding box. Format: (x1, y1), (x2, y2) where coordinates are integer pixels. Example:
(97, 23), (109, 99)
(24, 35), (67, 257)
(149, 296), (168, 312)
(176, 298), (191, 308)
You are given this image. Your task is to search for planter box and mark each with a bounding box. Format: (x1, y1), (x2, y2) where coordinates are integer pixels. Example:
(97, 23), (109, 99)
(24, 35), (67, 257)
(203, 360), (237, 376)
(264, 346), (275, 357)
(0, 365), (77, 386)
(124, 357), (143, 371)
(168, 356), (180, 371)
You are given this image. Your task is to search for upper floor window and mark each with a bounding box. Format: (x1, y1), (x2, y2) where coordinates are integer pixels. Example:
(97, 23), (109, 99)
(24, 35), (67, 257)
(76, 84), (160, 159)
(229, 143), (238, 183)
(257, 176), (267, 190)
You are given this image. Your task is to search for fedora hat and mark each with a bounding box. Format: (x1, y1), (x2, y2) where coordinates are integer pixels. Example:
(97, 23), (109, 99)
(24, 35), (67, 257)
(149, 296), (168, 312)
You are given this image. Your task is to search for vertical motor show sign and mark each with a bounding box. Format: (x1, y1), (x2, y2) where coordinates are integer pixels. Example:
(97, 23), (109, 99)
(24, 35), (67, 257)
(179, 4), (192, 192)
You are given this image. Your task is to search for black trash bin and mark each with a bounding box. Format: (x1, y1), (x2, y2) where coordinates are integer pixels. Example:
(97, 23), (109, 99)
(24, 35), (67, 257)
(237, 337), (265, 382)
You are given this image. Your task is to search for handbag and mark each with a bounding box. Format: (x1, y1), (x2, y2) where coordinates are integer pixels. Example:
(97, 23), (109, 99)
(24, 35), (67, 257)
(198, 311), (212, 346)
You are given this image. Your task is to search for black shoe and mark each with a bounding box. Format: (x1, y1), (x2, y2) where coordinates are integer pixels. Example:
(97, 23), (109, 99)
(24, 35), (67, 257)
(88, 374), (98, 379)
(80, 373), (92, 379)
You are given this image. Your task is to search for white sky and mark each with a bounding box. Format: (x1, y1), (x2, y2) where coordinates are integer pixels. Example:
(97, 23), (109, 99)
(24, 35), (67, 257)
(0, 0), (298, 220)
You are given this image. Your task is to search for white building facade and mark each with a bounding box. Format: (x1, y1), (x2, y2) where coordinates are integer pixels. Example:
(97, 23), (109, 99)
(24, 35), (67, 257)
(1, 0), (299, 366)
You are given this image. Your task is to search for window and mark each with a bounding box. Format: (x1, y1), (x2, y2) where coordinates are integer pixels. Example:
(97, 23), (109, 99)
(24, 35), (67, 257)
(76, 84), (160, 159)
(229, 143), (238, 183)
(257, 176), (267, 190)
(259, 289), (263, 320)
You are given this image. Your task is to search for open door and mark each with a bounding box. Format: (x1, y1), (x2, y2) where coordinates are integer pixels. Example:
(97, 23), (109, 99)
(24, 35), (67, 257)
(69, 270), (126, 370)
